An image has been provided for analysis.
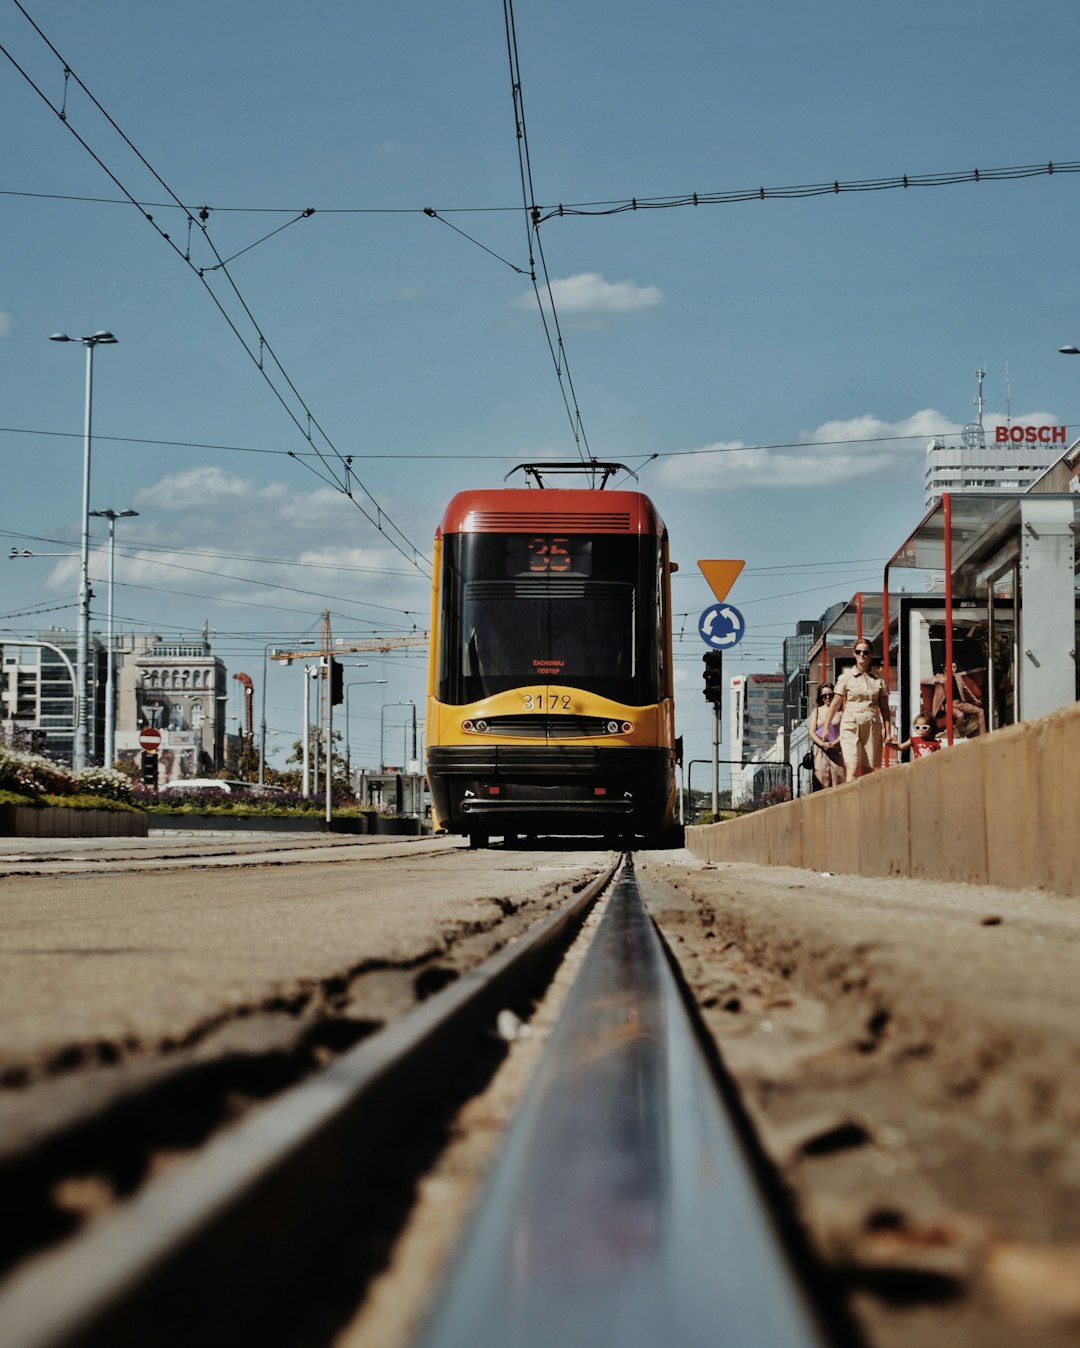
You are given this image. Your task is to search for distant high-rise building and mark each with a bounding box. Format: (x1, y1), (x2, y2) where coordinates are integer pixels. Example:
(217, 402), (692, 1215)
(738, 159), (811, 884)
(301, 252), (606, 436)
(729, 672), (786, 765)
(0, 630), (105, 766)
(924, 368), (1063, 507)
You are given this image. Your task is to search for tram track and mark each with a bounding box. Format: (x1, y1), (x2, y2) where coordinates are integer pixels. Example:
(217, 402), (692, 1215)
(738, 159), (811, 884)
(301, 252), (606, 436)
(0, 834), (456, 878)
(0, 855), (850, 1348)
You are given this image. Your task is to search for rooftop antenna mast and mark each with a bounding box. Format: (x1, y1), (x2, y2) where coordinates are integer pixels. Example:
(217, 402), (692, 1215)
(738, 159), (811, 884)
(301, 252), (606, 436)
(962, 365), (987, 451)
(1004, 363), (1012, 428)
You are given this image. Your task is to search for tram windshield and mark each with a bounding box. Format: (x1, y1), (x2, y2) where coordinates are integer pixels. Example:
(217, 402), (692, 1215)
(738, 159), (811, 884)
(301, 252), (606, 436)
(438, 533), (664, 705)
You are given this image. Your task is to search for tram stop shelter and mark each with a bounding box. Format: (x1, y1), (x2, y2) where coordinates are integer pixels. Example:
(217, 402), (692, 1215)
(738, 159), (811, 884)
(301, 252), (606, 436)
(881, 492), (1078, 746)
(807, 591), (888, 692)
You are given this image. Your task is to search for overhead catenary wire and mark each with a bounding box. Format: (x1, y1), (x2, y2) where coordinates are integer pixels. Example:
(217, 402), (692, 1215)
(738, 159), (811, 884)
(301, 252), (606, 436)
(1, 3), (431, 576)
(502, 0), (592, 474)
(6, 158), (1076, 221)
(6, 421), (1060, 465)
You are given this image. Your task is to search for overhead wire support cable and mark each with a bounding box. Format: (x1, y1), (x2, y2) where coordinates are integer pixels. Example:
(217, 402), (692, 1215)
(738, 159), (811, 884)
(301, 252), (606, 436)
(502, 0), (592, 480)
(422, 208), (528, 274)
(3, 159), (1075, 221)
(2, 2), (430, 577)
(531, 160), (1078, 222)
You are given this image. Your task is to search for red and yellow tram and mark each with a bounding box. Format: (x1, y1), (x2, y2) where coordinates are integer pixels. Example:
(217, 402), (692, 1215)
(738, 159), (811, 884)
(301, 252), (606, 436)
(425, 469), (678, 846)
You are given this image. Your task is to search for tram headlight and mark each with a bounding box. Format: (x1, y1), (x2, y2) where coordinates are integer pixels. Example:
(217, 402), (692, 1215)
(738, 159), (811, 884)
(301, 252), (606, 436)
(462, 718), (489, 734)
(621, 720), (633, 733)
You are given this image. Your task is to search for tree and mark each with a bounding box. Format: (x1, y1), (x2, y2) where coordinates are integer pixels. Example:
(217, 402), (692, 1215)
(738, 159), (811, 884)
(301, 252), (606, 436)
(282, 729), (352, 794)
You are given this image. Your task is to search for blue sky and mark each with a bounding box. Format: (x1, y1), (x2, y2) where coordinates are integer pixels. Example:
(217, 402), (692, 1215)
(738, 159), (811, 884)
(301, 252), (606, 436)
(2, 0), (1078, 769)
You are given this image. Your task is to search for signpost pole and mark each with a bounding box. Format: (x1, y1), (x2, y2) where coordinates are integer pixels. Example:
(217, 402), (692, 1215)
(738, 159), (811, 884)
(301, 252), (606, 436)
(712, 701), (721, 822)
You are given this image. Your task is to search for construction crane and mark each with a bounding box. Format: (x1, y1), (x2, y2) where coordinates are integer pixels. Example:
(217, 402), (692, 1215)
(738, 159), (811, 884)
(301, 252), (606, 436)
(270, 610), (427, 665)
(232, 672), (254, 749)
(270, 634), (427, 664)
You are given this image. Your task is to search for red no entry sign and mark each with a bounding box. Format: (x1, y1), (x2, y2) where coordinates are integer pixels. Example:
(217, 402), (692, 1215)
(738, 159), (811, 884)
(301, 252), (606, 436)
(139, 727), (162, 752)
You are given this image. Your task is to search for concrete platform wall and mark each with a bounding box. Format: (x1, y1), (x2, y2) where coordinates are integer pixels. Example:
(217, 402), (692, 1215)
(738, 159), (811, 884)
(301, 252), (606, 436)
(685, 700), (1080, 896)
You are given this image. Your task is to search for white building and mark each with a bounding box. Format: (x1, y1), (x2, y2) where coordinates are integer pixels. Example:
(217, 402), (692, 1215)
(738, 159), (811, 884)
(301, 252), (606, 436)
(729, 672), (787, 805)
(0, 631), (105, 765)
(115, 635), (227, 780)
(925, 424), (1063, 510)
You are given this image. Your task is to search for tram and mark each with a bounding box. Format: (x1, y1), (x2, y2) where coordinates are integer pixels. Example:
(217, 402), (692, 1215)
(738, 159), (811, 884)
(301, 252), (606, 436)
(425, 463), (678, 846)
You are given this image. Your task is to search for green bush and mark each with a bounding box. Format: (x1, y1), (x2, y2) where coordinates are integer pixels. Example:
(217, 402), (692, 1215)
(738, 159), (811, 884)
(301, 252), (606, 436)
(0, 787), (144, 813)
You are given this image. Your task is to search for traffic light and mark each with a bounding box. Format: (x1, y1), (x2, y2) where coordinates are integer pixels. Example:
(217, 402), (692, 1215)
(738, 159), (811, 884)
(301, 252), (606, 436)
(702, 650), (724, 703)
(141, 752), (158, 788)
(329, 657), (344, 706)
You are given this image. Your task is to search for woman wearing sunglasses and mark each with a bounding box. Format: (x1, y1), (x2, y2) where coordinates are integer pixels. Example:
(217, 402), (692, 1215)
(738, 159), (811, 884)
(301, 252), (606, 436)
(807, 683), (845, 788)
(890, 717), (941, 760)
(825, 641), (891, 778)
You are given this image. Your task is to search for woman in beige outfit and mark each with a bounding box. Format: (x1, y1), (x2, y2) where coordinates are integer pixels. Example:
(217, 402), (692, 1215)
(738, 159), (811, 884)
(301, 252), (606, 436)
(826, 641), (891, 778)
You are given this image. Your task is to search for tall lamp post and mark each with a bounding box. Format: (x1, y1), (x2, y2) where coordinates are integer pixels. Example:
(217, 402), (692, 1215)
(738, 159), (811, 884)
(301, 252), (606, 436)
(50, 330), (118, 770)
(260, 639), (315, 785)
(380, 701), (415, 772)
(344, 678), (388, 783)
(88, 508), (137, 769)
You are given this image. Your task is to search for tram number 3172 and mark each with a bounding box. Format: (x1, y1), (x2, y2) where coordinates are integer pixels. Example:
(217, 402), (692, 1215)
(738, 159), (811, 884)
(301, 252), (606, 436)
(522, 693), (572, 711)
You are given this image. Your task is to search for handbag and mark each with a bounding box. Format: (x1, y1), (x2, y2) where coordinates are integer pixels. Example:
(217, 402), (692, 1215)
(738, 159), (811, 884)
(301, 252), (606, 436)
(801, 749), (814, 770)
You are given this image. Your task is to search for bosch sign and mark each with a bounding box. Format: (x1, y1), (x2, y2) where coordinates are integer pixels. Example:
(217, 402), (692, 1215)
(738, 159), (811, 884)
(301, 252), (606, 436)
(995, 425), (1067, 444)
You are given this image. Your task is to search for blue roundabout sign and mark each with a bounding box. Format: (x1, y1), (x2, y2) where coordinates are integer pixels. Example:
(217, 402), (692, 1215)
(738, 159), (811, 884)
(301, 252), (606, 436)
(698, 603), (747, 649)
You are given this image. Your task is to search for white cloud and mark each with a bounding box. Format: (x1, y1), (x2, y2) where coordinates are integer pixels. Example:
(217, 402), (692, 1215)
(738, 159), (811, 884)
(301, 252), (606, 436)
(132, 466), (282, 513)
(657, 409), (964, 491)
(515, 272), (662, 315)
(64, 470), (434, 626)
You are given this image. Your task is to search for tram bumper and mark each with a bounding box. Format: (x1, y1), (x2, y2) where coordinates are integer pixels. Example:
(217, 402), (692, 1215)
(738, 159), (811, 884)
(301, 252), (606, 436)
(427, 744), (671, 835)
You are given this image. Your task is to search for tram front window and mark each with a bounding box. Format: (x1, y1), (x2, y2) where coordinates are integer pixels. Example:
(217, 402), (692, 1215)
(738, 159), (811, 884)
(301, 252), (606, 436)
(439, 534), (659, 705)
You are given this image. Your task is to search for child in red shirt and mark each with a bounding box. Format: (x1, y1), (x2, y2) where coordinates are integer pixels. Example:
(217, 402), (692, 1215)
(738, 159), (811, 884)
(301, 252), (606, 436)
(892, 717), (941, 759)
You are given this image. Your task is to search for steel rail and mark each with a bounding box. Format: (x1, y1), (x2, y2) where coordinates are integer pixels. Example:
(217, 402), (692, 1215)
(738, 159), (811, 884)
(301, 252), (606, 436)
(0, 860), (619, 1348)
(417, 857), (831, 1348)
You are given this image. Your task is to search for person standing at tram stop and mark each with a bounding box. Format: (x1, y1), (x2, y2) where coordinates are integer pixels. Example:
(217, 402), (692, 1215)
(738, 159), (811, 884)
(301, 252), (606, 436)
(807, 683), (845, 788)
(826, 641), (891, 779)
(890, 716), (941, 760)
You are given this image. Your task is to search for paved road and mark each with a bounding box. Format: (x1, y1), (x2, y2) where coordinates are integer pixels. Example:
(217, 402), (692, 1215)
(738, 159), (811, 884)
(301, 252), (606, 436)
(0, 833), (613, 1081)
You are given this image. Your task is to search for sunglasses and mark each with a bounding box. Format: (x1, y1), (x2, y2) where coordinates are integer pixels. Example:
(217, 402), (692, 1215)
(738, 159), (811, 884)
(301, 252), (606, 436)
(854, 648), (871, 656)
(914, 724), (931, 732)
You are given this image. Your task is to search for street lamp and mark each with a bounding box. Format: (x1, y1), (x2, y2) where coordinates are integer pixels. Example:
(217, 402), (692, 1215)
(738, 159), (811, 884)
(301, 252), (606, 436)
(344, 678), (388, 781)
(260, 639), (315, 784)
(88, 508), (137, 768)
(50, 329), (118, 770)
(380, 701), (416, 772)
(302, 664), (320, 797)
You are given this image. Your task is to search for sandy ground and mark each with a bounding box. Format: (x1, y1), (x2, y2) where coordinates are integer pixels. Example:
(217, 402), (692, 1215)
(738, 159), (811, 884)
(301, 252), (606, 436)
(0, 834), (612, 1118)
(638, 851), (1080, 1348)
(4, 835), (1080, 1346)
